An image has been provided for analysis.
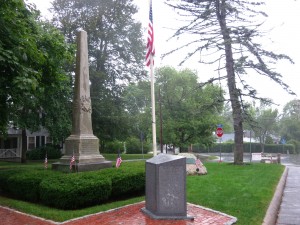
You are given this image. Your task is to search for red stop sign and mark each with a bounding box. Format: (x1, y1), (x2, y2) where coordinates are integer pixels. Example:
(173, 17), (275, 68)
(216, 127), (223, 138)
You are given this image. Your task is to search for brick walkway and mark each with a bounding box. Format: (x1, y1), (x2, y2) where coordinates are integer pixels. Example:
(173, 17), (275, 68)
(0, 202), (237, 225)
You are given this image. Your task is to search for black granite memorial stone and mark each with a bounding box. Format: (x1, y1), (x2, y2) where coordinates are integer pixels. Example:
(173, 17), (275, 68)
(142, 154), (193, 220)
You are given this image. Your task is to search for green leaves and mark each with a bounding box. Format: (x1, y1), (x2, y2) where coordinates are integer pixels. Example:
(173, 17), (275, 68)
(157, 66), (224, 148)
(0, 0), (74, 145)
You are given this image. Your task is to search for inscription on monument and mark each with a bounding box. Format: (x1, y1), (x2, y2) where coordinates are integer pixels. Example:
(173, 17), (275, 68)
(80, 139), (98, 154)
(142, 154), (192, 220)
(159, 165), (185, 213)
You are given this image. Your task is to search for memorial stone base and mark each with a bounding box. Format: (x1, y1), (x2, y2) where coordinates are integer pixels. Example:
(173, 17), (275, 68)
(141, 154), (193, 220)
(52, 135), (112, 172)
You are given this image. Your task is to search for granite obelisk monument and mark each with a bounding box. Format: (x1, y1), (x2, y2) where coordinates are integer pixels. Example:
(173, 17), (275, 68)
(53, 30), (112, 172)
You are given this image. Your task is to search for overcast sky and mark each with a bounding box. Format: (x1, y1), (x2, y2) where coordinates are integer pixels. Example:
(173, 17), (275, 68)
(26, 0), (300, 112)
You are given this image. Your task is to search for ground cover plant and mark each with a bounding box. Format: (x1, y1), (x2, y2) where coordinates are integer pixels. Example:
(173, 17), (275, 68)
(0, 159), (284, 225)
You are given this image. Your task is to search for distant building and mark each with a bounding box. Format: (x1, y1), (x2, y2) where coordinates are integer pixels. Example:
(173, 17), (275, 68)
(0, 127), (52, 161)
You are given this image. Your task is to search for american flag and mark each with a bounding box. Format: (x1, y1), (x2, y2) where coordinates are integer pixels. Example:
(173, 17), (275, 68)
(44, 154), (48, 169)
(116, 152), (122, 168)
(146, 0), (155, 67)
(70, 154), (75, 170)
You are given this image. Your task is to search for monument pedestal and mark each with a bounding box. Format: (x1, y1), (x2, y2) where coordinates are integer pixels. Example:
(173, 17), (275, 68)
(52, 135), (112, 172)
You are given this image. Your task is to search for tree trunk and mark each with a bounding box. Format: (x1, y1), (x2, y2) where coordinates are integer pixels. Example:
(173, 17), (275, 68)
(217, 0), (244, 164)
(21, 128), (27, 163)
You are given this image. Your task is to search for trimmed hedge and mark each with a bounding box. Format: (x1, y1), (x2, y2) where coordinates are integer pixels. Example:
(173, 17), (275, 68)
(40, 174), (112, 209)
(7, 170), (53, 202)
(192, 143), (295, 154)
(26, 144), (62, 160)
(0, 169), (24, 193)
(0, 163), (145, 209)
(97, 167), (145, 198)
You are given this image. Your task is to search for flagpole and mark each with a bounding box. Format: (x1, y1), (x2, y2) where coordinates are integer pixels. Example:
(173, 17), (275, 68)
(150, 55), (157, 156)
(147, 0), (157, 156)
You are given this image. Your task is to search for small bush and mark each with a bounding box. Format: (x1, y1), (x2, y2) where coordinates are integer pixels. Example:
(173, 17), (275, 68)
(39, 173), (112, 209)
(97, 167), (145, 198)
(6, 170), (54, 202)
(0, 169), (23, 193)
(111, 170), (145, 197)
(102, 141), (123, 154)
(27, 144), (62, 160)
(287, 139), (299, 154)
(126, 137), (149, 154)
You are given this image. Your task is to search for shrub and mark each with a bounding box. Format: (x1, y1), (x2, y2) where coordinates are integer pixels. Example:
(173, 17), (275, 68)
(0, 162), (145, 210)
(102, 141), (124, 154)
(39, 173), (112, 209)
(111, 170), (145, 197)
(6, 170), (54, 202)
(126, 136), (149, 154)
(287, 139), (299, 154)
(97, 167), (145, 198)
(0, 169), (23, 193)
(27, 144), (62, 160)
(191, 142), (295, 154)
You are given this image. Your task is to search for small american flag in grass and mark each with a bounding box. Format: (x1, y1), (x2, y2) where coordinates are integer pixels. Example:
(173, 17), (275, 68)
(44, 154), (48, 169)
(70, 154), (75, 170)
(116, 152), (122, 168)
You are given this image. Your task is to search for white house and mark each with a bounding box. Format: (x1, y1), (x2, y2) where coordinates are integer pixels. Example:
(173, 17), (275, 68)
(0, 127), (52, 161)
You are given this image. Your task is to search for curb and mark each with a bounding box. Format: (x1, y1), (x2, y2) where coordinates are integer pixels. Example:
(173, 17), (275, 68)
(262, 166), (288, 225)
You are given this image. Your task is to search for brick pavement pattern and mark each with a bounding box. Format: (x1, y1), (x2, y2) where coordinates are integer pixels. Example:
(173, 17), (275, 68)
(0, 202), (237, 225)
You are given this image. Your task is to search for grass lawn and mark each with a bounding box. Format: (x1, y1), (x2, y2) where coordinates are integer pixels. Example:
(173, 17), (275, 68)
(0, 160), (284, 225)
(102, 153), (153, 161)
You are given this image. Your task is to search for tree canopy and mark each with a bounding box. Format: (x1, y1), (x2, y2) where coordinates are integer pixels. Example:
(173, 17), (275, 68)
(156, 67), (225, 150)
(0, 0), (74, 162)
(280, 100), (300, 152)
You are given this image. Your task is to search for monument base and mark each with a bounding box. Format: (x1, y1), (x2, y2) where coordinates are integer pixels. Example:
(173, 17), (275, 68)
(141, 207), (194, 221)
(52, 161), (112, 172)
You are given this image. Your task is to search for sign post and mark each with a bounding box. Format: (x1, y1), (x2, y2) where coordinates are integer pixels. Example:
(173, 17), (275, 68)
(216, 124), (223, 162)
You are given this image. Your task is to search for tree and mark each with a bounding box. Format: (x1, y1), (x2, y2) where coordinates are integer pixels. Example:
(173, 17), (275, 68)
(279, 100), (300, 152)
(252, 107), (279, 152)
(164, 0), (295, 164)
(35, 21), (74, 144)
(156, 66), (224, 152)
(123, 81), (152, 141)
(51, 0), (146, 143)
(0, 0), (42, 134)
(0, 1), (74, 162)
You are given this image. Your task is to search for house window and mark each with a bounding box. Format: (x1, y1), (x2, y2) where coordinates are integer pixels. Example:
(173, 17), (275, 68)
(46, 136), (52, 144)
(28, 137), (35, 150)
(36, 136), (40, 148)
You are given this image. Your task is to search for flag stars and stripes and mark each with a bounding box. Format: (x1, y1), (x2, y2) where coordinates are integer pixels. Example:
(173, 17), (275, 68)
(70, 154), (75, 170)
(146, 0), (155, 67)
(44, 154), (48, 169)
(116, 154), (122, 168)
